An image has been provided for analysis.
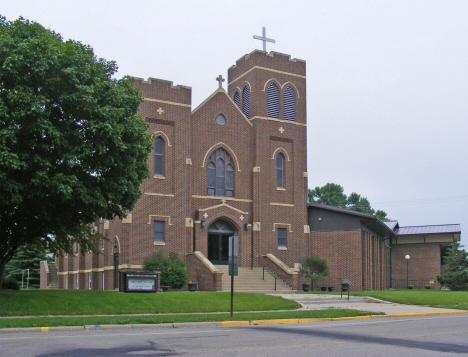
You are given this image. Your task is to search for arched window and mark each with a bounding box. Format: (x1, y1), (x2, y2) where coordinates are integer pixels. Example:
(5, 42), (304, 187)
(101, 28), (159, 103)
(234, 92), (240, 108)
(242, 86), (250, 119)
(154, 137), (164, 176)
(283, 86), (296, 121)
(207, 148), (234, 197)
(276, 153), (285, 188)
(267, 83), (280, 119)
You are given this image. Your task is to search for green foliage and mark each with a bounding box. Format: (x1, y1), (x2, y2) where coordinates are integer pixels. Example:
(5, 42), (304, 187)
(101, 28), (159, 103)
(299, 255), (329, 290)
(2, 277), (19, 290)
(437, 239), (468, 291)
(424, 285), (431, 289)
(0, 17), (153, 288)
(143, 252), (189, 289)
(407, 285), (414, 289)
(308, 183), (389, 220)
(4, 246), (50, 288)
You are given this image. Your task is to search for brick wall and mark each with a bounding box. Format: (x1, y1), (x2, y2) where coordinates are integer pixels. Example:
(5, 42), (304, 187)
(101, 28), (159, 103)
(186, 252), (223, 291)
(55, 50), (311, 290)
(391, 243), (442, 289)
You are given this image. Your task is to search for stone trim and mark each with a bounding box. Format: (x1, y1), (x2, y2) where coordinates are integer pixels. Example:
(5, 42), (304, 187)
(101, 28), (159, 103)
(144, 192), (175, 197)
(228, 65), (306, 86)
(192, 195), (252, 203)
(143, 97), (191, 107)
(250, 116), (306, 126)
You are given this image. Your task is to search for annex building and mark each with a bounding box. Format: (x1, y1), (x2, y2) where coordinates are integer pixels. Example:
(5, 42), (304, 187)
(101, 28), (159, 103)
(42, 48), (461, 292)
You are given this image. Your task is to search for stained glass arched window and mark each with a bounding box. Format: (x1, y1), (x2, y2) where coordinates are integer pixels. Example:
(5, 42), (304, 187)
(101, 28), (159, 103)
(154, 137), (164, 176)
(207, 148), (234, 197)
(276, 153), (285, 188)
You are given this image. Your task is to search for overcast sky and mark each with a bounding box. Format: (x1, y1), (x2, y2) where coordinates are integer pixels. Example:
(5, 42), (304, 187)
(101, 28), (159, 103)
(3, 1), (467, 246)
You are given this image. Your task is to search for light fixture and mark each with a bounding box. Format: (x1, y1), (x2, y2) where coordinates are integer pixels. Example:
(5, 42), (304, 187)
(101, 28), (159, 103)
(200, 220), (205, 228)
(405, 255), (410, 260)
(244, 222), (249, 231)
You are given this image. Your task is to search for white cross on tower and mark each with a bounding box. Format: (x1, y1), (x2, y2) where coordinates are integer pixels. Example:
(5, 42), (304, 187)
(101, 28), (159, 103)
(253, 27), (276, 52)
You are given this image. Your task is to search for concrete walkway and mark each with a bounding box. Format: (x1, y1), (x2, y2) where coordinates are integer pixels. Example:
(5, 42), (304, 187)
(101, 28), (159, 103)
(272, 293), (460, 314)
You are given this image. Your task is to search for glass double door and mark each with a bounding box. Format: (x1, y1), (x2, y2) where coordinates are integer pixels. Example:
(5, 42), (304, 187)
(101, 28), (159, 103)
(208, 234), (230, 265)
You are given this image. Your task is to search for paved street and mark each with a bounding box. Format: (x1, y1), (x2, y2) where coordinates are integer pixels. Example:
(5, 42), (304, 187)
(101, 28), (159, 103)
(1, 314), (467, 356)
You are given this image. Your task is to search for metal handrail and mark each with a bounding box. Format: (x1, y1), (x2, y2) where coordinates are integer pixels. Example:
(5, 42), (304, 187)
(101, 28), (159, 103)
(252, 256), (282, 291)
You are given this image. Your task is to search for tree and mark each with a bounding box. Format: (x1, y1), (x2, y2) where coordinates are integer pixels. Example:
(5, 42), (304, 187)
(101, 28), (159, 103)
(308, 183), (389, 221)
(4, 246), (51, 288)
(0, 17), (153, 288)
(437, 239), (468, 291)
(299, 255), (329, 291)
(308, 183), (348, 208)
(143, 252), (189, 289)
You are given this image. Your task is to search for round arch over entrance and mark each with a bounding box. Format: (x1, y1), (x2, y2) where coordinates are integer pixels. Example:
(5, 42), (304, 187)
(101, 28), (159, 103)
(207, 220), (235, 265)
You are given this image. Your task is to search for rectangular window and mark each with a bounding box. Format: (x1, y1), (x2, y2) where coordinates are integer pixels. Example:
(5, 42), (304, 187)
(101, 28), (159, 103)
(277, 228), (287, 248)
(76, 274), (79, 289)
(88, 273), (92, 290)
(102, 272), (105, 290)
(154, 221), (165, 243)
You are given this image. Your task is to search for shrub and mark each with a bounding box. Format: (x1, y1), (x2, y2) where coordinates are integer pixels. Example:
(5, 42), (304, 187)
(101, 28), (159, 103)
(2, 277), (20, 290)
(408, 285), (414, 289)
(424, 285), (431, 289)
(143, 252), (188, 289)
(299, 255), (329, 291)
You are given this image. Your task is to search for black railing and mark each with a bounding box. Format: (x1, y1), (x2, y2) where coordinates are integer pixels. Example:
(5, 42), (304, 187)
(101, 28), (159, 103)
(253, 256), (282, 291)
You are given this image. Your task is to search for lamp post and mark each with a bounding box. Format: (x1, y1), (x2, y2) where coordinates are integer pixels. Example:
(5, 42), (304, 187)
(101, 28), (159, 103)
(405, 255), (410, 289)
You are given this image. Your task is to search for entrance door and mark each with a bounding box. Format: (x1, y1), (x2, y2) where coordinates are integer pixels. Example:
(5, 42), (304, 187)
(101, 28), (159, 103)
(207, 220), (235, 265)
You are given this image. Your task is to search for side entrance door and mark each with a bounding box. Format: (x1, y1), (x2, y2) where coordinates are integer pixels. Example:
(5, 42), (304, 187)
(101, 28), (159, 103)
(207, 220), (235, 265)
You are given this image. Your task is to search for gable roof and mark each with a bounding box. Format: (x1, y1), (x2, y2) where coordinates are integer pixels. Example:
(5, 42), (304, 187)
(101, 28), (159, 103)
(191, 88), (252, 127)
(384, 220), (399, 231)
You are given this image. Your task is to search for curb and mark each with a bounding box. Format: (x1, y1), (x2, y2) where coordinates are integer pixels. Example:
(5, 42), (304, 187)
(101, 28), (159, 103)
(220, 310), (468, 327)
(1, 310), (466, 334)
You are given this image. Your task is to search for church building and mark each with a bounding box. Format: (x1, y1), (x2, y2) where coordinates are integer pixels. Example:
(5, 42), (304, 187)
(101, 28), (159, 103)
(45, 45), (460, 293)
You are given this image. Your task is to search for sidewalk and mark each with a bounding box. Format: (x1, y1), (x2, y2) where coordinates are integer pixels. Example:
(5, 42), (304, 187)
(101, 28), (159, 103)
(272, 293), (461, 314)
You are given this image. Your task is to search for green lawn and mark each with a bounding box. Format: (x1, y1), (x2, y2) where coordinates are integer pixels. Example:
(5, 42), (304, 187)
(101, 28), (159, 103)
(0, 290), (300, 316)
(351, 290), (468, 310)
(0, 309), (382, 329)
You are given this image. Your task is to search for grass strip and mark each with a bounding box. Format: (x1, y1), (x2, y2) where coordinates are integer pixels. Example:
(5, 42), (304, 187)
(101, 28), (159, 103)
(350, 290), (468, 310)
(0, 290), (300, 316)
(0, 309), (383, 329)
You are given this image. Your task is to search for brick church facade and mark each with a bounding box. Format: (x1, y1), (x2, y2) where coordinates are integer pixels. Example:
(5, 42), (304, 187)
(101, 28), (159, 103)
(53, 50), (312, 291)
(47, 49), (460, 292)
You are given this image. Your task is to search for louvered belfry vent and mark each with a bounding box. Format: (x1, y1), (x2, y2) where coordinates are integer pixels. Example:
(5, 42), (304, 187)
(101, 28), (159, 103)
(234, 92), (240, 108)
(242, 86), (250, 118)
(283, 86), (295, 121)
(267, 83), (280, 119)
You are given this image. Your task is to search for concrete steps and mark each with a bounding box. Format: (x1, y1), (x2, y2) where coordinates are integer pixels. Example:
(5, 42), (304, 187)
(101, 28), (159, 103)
(215, 265), (293, 293)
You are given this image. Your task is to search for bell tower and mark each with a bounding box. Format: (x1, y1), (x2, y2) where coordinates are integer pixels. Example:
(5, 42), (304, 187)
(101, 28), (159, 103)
(227, 44), (309, 267)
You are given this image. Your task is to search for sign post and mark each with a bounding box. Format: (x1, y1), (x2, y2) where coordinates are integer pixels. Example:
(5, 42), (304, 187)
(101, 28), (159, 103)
(229, 236), (238, 317)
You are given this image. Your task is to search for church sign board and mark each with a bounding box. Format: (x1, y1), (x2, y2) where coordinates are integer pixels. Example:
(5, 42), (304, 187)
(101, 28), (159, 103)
(124, 272), (159, 293)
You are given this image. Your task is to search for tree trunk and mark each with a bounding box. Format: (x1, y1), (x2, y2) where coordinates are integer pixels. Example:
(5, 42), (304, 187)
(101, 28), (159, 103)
(0, 260), (6, 290)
